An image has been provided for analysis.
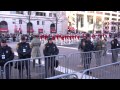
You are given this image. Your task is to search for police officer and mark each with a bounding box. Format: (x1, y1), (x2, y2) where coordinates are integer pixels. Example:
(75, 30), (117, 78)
(43, 37), (59, 78)
(111, 36), (120, 64)
(80, 33), (94, 74)
(16, 36), (31, 79)
(31, 34), (41, 68)
(0, 39), (14, 79)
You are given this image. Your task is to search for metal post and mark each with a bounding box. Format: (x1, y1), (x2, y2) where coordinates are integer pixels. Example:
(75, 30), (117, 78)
(28, 11), (31, 35)
(76, 14), (79, 34)
(56, 16), (58, 33)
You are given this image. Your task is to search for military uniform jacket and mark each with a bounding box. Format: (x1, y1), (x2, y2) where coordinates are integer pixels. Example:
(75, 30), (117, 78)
(17, 42), (31, 59)
(43, 43), (59, 56)
(111, 39), (120, 49)
(0, 46), (14, 66)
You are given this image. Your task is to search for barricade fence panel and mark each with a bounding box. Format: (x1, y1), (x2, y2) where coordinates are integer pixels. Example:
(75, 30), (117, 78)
(67, 50), (106, 73)
(80, 61), (120, 79)
(46, 73), (79, 79)
(3, 54), (67, 79)
(2, 48), (120, 79)
(67, 48), (120, 74)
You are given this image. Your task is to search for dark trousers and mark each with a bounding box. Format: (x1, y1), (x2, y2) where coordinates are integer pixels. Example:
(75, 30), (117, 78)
(33, 59), (41, 68)
(18, 60), (31, 79)
(45, 58), (55, 78)
(82, 53), (92, 70)
(112, 49), (118, 63)
(1, 66), (11, 79)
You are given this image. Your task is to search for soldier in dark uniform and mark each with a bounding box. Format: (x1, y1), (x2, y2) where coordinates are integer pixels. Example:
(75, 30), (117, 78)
(15, 36), (31, 79)
(111, 36), (120, 64)
(43, 37), (59, 78)
(0, 39), (14, 79)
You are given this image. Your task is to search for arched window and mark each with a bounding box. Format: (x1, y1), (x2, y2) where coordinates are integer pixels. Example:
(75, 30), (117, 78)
(50, 23), (56, 33)
(0, 21), (8, 29)
(27, 22), (33, 33)
(27, 22), (33, 30)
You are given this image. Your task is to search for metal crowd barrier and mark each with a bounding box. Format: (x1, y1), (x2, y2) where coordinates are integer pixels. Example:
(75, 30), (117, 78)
(46, 73), (79, 79)
(2, 54), (67, 79)
(107, 48), (120, 63)
(80, 61), (120, 79)
(67, 50), (107, 73)
(2, 48), (120, 79)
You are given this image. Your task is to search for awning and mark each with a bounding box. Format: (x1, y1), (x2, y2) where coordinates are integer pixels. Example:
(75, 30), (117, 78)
(68, 26), (75, 30)
(38, 29), (43, 33)
(0, 28), (8, 32)
(50, 28), (56, 33)
(27, 29), (34, 33)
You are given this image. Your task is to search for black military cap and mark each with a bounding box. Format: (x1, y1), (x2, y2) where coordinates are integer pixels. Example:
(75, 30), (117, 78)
(1, 39), (7, 43)
(21, 36), (26, 40)
(86, 33), (91, 37)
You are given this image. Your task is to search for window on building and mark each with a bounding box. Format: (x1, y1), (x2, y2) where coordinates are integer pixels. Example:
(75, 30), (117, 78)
(112, 14), (117, 16)
(16, 11), (24, 14)
(42, 21), (45, 25)
(36, 12), (46, 16)
(105, 13), (110, 15)
(72, 17), (75, 22)
(112, 18), (117, 20)
(37, 21), (39, 25)
(105, 27), (109, 29)
(13, 19), (16, 24)
(87, 16), (93, 24)
(81, 17), (84, 27)
(53, 13), (56, 17)
(28, 11), (31, 15)
(111, 26), (116, 30)
(118, 15), (120, 17)
(112, 11), (117, 12)
(104, 17), (109, 20)
(13, 22), (15, 24)
(19, 19), (22, 24)
(49, 13), (52, 17)
(118, 19), (120, 21)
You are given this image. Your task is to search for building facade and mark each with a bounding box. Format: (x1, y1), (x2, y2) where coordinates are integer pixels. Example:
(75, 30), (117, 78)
(0, 11), (68, 34)
(66, 11), (120, 33)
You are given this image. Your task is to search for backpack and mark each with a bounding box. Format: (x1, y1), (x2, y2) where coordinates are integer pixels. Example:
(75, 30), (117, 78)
(17, 42), (31, 56)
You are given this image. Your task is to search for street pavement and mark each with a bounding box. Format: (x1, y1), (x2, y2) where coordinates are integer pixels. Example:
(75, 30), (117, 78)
(2, 40), (120, 79)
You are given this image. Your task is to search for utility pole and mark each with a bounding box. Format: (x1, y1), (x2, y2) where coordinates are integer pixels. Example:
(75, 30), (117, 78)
(76, 14), (79, 34)
(55, 14), (58, 33)
(28, 11), (31, 35)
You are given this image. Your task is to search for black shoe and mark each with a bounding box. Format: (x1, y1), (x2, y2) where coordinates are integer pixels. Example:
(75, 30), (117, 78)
(86, 71), (92, 75)
(113, 63), (119, 66)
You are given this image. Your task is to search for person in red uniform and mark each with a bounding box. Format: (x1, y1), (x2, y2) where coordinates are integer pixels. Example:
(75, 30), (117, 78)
(77, 34), (80, 39)
(52, 35), (55, 40)
(56, 34), (59, 40)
